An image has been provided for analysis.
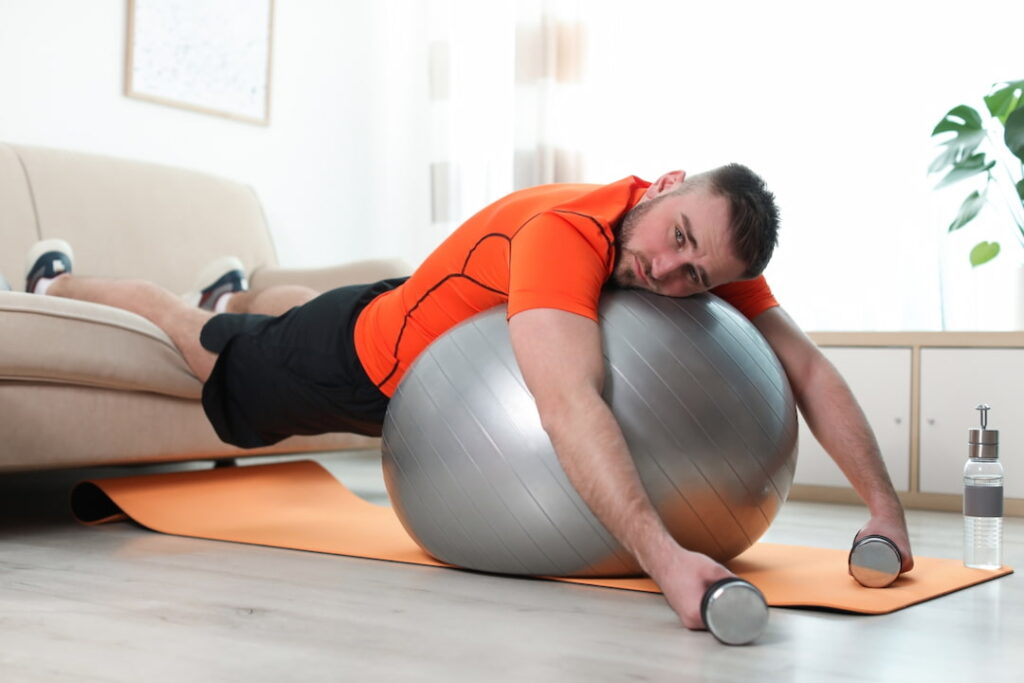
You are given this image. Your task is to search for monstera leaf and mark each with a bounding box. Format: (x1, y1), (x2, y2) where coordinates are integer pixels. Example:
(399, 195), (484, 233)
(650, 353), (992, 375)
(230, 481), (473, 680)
(1005, 107), (1024, 164)
(930, 105), (986, 175)
(985, 80), (1024, 124)
(934, 153), (995, 189)
(948, 190), (987, 232)
(932, 82), (1024, 272)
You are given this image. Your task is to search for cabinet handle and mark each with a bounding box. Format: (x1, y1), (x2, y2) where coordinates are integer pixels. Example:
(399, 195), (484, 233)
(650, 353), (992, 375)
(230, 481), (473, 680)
(927, 418), (935, 426)
(894, 417), (902, 425)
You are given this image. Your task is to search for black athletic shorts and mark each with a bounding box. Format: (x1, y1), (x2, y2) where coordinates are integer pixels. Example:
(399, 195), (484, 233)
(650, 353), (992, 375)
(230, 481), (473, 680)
(199, 278), (407, 449)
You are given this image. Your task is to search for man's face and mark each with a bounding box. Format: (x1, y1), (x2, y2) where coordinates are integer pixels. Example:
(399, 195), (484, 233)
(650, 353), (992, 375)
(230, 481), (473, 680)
(613, 184), (747, 298)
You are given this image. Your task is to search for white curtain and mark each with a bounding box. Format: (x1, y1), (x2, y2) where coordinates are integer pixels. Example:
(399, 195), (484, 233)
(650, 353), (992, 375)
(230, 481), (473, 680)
(512, 0), (585, 189)
(424, 0), (584, 240)
(376, 0), (1024, 331)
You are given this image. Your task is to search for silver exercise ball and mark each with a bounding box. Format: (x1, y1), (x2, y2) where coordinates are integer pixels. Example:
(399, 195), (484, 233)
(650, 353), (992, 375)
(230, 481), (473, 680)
(381, 290), (798, 578)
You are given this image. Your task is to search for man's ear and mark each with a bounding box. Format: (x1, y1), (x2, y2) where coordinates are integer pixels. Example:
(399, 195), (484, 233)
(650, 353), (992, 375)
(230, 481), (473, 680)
(644, 170), (687, 199)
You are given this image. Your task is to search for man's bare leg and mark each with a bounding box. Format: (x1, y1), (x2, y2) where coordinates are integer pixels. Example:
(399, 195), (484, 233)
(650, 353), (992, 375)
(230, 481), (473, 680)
(48, 277), (320, 382)
(49, 275), (219, 381)
(224, 285), (318, 317)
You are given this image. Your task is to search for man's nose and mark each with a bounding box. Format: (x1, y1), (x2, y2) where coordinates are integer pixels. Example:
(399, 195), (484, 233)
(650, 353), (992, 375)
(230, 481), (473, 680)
(650, 253), (685, 281)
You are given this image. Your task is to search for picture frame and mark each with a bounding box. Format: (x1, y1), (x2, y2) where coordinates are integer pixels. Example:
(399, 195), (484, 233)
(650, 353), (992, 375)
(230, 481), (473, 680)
(124, 0), (275, 125)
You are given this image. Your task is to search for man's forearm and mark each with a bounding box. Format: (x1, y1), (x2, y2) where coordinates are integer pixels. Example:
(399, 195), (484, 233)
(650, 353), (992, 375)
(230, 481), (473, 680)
(753, 306), (913, 569)
(508, 306), (736, 626)
(796, 360), (902, 517)
(540, 387), (676, 573)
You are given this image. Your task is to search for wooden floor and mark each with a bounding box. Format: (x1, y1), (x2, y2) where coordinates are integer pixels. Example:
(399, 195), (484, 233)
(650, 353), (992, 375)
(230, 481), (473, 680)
(1, 450), (1020, 682)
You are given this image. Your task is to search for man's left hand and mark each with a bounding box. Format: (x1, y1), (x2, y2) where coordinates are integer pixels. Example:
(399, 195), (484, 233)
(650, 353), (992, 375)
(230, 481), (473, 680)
(856, 514), (915, 573)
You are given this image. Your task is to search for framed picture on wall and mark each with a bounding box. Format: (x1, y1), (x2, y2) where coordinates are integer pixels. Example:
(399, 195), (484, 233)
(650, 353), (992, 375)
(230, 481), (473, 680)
(125, 0), (274, 125)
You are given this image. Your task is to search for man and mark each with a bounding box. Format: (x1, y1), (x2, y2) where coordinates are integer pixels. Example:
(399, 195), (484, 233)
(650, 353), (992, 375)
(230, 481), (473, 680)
(24, 164), (913, 631)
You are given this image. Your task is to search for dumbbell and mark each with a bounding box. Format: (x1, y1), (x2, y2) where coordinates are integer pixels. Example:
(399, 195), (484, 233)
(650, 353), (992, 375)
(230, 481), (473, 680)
(700, 578), (769, 645)
(848, 534), (902, 588)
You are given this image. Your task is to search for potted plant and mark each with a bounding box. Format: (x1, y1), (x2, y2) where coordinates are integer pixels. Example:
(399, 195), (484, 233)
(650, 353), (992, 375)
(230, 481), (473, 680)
(930, 80), (1024, 266)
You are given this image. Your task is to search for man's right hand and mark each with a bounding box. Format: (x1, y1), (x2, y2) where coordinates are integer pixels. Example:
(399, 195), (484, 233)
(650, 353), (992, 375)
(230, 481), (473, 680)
(644, 544), (737, 630)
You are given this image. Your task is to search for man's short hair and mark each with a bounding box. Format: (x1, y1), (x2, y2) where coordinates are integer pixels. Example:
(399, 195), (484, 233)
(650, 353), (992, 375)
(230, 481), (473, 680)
(680, 164), (779, 278)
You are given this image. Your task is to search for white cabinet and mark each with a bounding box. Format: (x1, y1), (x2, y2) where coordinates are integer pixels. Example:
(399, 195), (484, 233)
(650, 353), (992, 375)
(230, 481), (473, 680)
(919, 348), (1024, 497)
(795, 333), (1024, 512)
(794, 347), (911, 491)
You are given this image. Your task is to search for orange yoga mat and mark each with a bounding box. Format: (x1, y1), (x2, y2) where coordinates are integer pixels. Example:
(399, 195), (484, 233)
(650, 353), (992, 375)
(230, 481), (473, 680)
(70, 460), (1012, 614)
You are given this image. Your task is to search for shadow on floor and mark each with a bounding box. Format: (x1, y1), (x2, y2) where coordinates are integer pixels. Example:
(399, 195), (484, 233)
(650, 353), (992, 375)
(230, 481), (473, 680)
(0, 451), (389, 535)
(0, 461), (214, 533)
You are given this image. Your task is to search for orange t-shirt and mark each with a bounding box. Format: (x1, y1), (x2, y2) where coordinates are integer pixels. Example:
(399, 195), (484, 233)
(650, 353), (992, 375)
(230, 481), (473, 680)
(354, 176), (779, 397)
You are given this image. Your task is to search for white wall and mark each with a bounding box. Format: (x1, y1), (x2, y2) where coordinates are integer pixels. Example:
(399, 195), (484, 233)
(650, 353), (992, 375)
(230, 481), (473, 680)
(3, 0), (1022, 331)
(0, 0), (430, 269)
(578, 0), (1024, 332)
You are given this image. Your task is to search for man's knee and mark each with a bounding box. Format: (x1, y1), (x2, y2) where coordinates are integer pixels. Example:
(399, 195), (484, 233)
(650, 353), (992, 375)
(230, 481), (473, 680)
(165, 309), (218, 382)
(230, 285), (318, 316)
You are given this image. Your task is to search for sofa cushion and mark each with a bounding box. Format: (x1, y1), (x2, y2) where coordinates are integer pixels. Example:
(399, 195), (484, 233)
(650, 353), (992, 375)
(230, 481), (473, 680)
(0, 382), (381, 473)
(0, 292), (201, 398)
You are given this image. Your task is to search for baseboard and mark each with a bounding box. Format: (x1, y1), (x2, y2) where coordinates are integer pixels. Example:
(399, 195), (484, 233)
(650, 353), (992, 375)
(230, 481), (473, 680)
(789, 484), (1024, 517)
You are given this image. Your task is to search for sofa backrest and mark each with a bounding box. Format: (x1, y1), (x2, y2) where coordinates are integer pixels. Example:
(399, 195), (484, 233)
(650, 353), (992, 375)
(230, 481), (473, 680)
(0, 143), (277, 293)
(0, 145), (39, 289)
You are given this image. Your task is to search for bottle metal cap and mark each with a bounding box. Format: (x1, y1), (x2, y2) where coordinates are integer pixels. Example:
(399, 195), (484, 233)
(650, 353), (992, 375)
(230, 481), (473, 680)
(970, 405), (999, 458)
(968, 428), (999, 459)
(968, 428), (999, 445)
(700, 578), (769, 645)
(848, 535), (902, 588)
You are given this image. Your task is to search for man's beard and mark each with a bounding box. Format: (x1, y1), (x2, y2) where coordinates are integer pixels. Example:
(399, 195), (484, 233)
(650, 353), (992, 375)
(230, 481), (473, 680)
(611, 194), (664, 289)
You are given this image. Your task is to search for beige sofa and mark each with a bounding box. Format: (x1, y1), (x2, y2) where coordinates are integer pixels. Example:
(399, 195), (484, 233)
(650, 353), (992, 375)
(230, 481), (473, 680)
(0, 143), (409, 473)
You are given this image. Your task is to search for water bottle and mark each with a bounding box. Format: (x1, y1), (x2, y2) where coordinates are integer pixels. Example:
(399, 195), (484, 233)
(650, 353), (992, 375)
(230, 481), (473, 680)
(963, 404), (1003, 569)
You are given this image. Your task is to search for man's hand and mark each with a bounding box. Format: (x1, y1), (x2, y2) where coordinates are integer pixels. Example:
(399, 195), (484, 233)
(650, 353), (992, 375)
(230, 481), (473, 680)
(857, 511), (915, 573)
(646, 544), (737, 629)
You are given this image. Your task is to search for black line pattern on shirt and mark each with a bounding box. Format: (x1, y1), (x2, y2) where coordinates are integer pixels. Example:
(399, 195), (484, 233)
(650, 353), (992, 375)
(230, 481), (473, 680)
(552, 209), (616, 268)
(376, 209), (614, 391)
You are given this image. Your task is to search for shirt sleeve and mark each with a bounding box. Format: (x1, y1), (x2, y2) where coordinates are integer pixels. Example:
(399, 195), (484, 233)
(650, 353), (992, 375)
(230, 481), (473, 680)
(507, 212), (611, 321)
(710, 275), (779, 320)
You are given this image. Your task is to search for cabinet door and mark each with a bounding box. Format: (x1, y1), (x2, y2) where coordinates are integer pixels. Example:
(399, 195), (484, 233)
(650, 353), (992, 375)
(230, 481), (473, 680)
(795, 347), (911, 491)
(919, 348), (1024, 497)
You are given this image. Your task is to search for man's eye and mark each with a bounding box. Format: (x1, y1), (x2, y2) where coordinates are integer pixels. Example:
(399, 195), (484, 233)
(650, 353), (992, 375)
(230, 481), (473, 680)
(675, 228), (684, 246)
(689, 266), (699, 283)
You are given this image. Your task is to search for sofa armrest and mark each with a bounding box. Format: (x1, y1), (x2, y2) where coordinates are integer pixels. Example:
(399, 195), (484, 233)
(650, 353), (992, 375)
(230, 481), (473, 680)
(249, 259), (412, 293)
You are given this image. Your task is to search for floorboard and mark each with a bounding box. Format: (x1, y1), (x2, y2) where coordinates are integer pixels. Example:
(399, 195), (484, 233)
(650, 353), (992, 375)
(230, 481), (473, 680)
(0, 451), (1020, 682)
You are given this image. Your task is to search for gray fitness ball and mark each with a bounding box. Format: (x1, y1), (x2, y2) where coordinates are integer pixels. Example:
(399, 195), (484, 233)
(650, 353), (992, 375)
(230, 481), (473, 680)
(381, 289), (798, 577)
